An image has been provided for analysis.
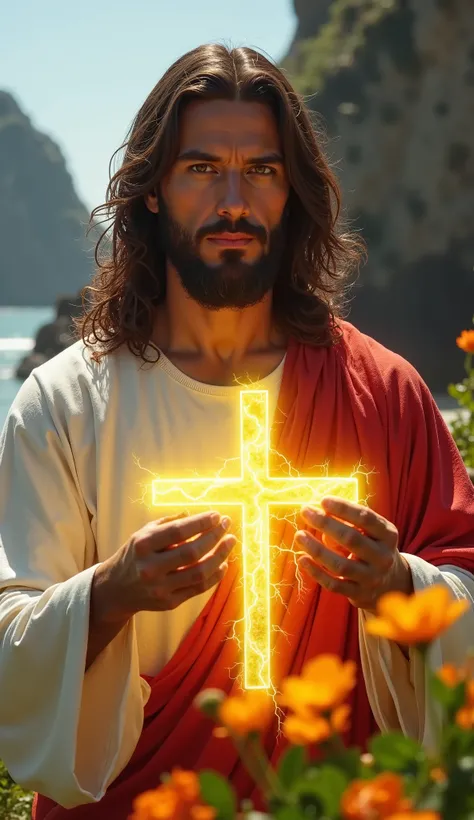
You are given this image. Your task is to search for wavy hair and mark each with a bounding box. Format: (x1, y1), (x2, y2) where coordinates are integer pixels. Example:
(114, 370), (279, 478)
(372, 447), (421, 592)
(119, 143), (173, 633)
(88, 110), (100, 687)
(76, 43), (365, 363)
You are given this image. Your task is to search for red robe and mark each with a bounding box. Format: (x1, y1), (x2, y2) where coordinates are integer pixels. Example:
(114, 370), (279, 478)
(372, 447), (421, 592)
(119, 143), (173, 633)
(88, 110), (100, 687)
(33, 323), (474, 819)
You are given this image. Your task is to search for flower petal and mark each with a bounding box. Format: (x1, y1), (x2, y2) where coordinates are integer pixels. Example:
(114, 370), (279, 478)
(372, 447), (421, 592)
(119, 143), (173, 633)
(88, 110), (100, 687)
(445, 598), (470, 628)
(365, 617), (399, 640)
(283, 714), (330, 745)
(331, 704), (351, 734)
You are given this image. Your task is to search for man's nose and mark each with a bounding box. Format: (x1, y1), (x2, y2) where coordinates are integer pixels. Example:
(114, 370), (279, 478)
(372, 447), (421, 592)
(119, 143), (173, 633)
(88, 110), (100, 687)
(216, 171), (250, 221)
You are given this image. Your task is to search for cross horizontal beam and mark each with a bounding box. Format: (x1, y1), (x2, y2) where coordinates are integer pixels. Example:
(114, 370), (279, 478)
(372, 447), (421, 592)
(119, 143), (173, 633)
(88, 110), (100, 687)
(151, 389), (358, 688)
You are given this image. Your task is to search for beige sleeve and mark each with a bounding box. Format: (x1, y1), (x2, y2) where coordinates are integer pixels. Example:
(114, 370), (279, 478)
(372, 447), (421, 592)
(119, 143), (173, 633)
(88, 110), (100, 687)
(358, 554), (474, 751)
(0, 374), (150, 808)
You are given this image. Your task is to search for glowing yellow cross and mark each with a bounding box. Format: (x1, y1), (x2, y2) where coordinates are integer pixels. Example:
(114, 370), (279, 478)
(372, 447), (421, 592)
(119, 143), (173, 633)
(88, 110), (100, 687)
(151, 389), (358, 689)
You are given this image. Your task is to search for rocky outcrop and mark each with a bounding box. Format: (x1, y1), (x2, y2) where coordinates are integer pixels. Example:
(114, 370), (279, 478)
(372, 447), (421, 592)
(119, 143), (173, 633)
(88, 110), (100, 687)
(0, 92), (96, 306)
(282, 0), (474, 392)
(14, 293), (82, 380)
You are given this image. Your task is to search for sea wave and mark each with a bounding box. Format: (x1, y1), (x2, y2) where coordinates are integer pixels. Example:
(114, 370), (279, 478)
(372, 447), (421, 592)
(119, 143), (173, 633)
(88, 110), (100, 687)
(0, 337), (33, 352)
(0, 367), (14, 380)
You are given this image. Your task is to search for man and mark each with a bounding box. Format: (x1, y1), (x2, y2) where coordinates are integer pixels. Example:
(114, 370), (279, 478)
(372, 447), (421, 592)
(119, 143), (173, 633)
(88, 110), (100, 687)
(0, 43), (474, 819)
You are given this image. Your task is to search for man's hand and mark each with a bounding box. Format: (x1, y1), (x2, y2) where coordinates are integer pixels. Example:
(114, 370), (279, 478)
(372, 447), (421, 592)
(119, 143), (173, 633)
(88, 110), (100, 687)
(92, 510), (236, 625)
(293, 497), (413, 612)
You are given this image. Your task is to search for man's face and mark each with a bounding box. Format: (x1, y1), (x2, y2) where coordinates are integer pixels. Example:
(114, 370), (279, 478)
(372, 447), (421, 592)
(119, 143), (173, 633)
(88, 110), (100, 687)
(146, 99), (290, 309)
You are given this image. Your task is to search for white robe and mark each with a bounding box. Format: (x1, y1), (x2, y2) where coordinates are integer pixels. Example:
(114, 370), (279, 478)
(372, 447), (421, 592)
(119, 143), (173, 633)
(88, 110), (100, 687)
(0, 341), (473, 809)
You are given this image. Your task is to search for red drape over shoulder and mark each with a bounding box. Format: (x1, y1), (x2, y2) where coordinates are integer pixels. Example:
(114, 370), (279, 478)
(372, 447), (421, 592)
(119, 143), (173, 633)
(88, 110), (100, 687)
(34, 324), (474, 819)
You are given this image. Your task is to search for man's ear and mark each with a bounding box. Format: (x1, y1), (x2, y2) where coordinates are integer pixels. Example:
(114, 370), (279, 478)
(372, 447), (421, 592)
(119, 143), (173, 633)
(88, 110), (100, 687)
(145, 190), (159, 214)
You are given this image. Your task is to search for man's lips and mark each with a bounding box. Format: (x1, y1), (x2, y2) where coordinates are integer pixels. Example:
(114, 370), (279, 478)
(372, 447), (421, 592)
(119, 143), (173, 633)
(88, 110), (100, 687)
(205, 232), (255, 247)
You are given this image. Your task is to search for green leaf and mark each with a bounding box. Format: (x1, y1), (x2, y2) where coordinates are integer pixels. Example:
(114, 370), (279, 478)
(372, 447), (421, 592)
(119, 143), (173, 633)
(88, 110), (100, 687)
(448, 383), (465, 400)
(369, 732), (425, 774)
(277, 745), (307, 789)
(442, 725), (474, 760)
(0, 760), (33, 820)
(199, 771), (236, 820)
(293, 764), (349, 817)
(273, 806), (308, 820)
(323, 747), (362, 780)
(459, 391), (473, 409)
(440, 759), (474, 818)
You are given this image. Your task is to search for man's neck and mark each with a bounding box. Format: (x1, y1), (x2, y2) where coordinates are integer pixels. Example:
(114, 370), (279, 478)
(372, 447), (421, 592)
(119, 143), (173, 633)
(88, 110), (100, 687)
(151, 272), (287, 386)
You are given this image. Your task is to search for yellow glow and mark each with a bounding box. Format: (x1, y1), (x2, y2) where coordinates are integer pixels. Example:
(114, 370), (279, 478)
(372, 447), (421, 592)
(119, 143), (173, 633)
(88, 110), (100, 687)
(151, 389), (358, 689)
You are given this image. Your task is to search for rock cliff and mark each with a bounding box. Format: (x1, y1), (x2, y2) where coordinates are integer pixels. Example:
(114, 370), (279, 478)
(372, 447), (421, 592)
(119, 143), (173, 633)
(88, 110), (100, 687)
(0, 91), (95, 306)
(282, 0), (474, 392)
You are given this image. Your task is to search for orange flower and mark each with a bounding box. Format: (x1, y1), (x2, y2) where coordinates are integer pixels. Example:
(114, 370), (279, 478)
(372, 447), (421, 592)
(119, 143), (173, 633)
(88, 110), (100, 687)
(366, 585), (469, 646)
(169, 769), (200, 802)
(456, 705), (474, 729)
(218, 689), (273, 736)
(436, 662), (464, 687)
(303, 655), (357, 705)
(130, 785), (180, 820)
(341, 772), (411, 819)
(283, 713), (331, 745)
(129, 769), (216, 820)
(455, 678), (474, 729)
(331, 703), (351, 733)
(437, 658), (474, 688)
(279, 654), (356, 715)
(283, 702), (351, 745)
(189, 808), (217, 820)
(386, 814), (440, 820)
(436, 663), (474, 729)
(430, 766), (447, 784)
(456, 329), (474, 354)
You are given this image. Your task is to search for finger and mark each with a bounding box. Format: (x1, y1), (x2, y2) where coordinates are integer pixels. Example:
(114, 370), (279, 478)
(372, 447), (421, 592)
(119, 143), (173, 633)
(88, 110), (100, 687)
(168, 535), (237, 590)
(159, 517), (233, 571)
(150, 510), (226, 553)
(317, 531), (352, 558)
(298, 557), (359, 599)
(170, 564), (228, 608)
(320, 498), (397, 544)
(300, 507), (379, 563)
(154, 512), (187, 525)
(294, 531), (371, 583)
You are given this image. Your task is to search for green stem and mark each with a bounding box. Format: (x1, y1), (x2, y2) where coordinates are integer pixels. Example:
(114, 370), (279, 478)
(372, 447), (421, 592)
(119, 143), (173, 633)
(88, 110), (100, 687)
(464, 353), (472, 379)
(416, 644), (442, 752)
(231, 733), (284, 803)
(248, 735), (285, 801)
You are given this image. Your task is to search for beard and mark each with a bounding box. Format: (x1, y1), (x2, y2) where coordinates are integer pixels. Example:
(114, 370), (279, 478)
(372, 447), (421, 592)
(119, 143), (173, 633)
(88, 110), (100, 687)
(156, 194), (288, 310)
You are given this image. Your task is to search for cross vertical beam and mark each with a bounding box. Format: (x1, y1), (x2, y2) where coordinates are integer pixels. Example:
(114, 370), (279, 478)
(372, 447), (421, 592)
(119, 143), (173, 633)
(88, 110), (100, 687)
(151, 389), (358, 689)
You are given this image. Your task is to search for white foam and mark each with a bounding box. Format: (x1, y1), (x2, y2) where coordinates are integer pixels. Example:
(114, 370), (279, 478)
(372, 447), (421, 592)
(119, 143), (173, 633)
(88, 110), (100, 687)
(0, 338), (34, 351)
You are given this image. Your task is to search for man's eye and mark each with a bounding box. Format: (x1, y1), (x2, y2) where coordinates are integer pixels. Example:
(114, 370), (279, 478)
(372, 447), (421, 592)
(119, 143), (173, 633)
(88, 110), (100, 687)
(249, 165), (274, 176)
(190, 164), (213, 173)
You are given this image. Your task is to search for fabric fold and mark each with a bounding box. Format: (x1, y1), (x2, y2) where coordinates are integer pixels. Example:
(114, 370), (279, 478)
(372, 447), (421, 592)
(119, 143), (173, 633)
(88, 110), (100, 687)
(0, 572), (146, 807)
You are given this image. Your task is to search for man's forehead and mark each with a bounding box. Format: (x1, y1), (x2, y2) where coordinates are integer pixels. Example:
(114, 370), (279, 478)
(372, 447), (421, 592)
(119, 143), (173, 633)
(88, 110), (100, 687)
(177, 99), (281, 152)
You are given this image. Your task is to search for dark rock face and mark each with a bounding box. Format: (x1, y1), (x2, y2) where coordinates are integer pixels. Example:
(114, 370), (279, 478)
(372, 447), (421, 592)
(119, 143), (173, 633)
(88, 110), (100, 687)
(283, 0), (474, 393)
(0, 92), (96, 306)
(14, 293), (82, 380)
(288, 0), (333, 47)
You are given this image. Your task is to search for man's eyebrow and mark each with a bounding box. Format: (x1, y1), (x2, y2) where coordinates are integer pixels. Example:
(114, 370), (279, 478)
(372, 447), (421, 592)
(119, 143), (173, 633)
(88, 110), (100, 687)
(176, 149), (284, 165)
(247, 152), (284, 165)
(176, 149), (221, 163)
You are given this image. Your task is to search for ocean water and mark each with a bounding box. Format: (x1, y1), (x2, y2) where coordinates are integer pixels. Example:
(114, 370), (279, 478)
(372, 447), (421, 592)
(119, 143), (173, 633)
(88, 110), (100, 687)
(0, 306), (54, 431)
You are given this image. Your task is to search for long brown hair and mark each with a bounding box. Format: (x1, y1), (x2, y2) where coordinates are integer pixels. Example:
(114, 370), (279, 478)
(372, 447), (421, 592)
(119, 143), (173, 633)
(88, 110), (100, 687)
(76, 43), (365, 363)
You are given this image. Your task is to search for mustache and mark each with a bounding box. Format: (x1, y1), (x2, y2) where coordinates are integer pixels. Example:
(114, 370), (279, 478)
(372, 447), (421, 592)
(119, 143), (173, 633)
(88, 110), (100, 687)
(195, 218), (267, 245)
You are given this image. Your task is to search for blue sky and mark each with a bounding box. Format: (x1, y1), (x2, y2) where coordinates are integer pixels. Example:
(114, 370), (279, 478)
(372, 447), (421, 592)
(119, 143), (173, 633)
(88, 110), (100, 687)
(1, 0), (296, 212)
